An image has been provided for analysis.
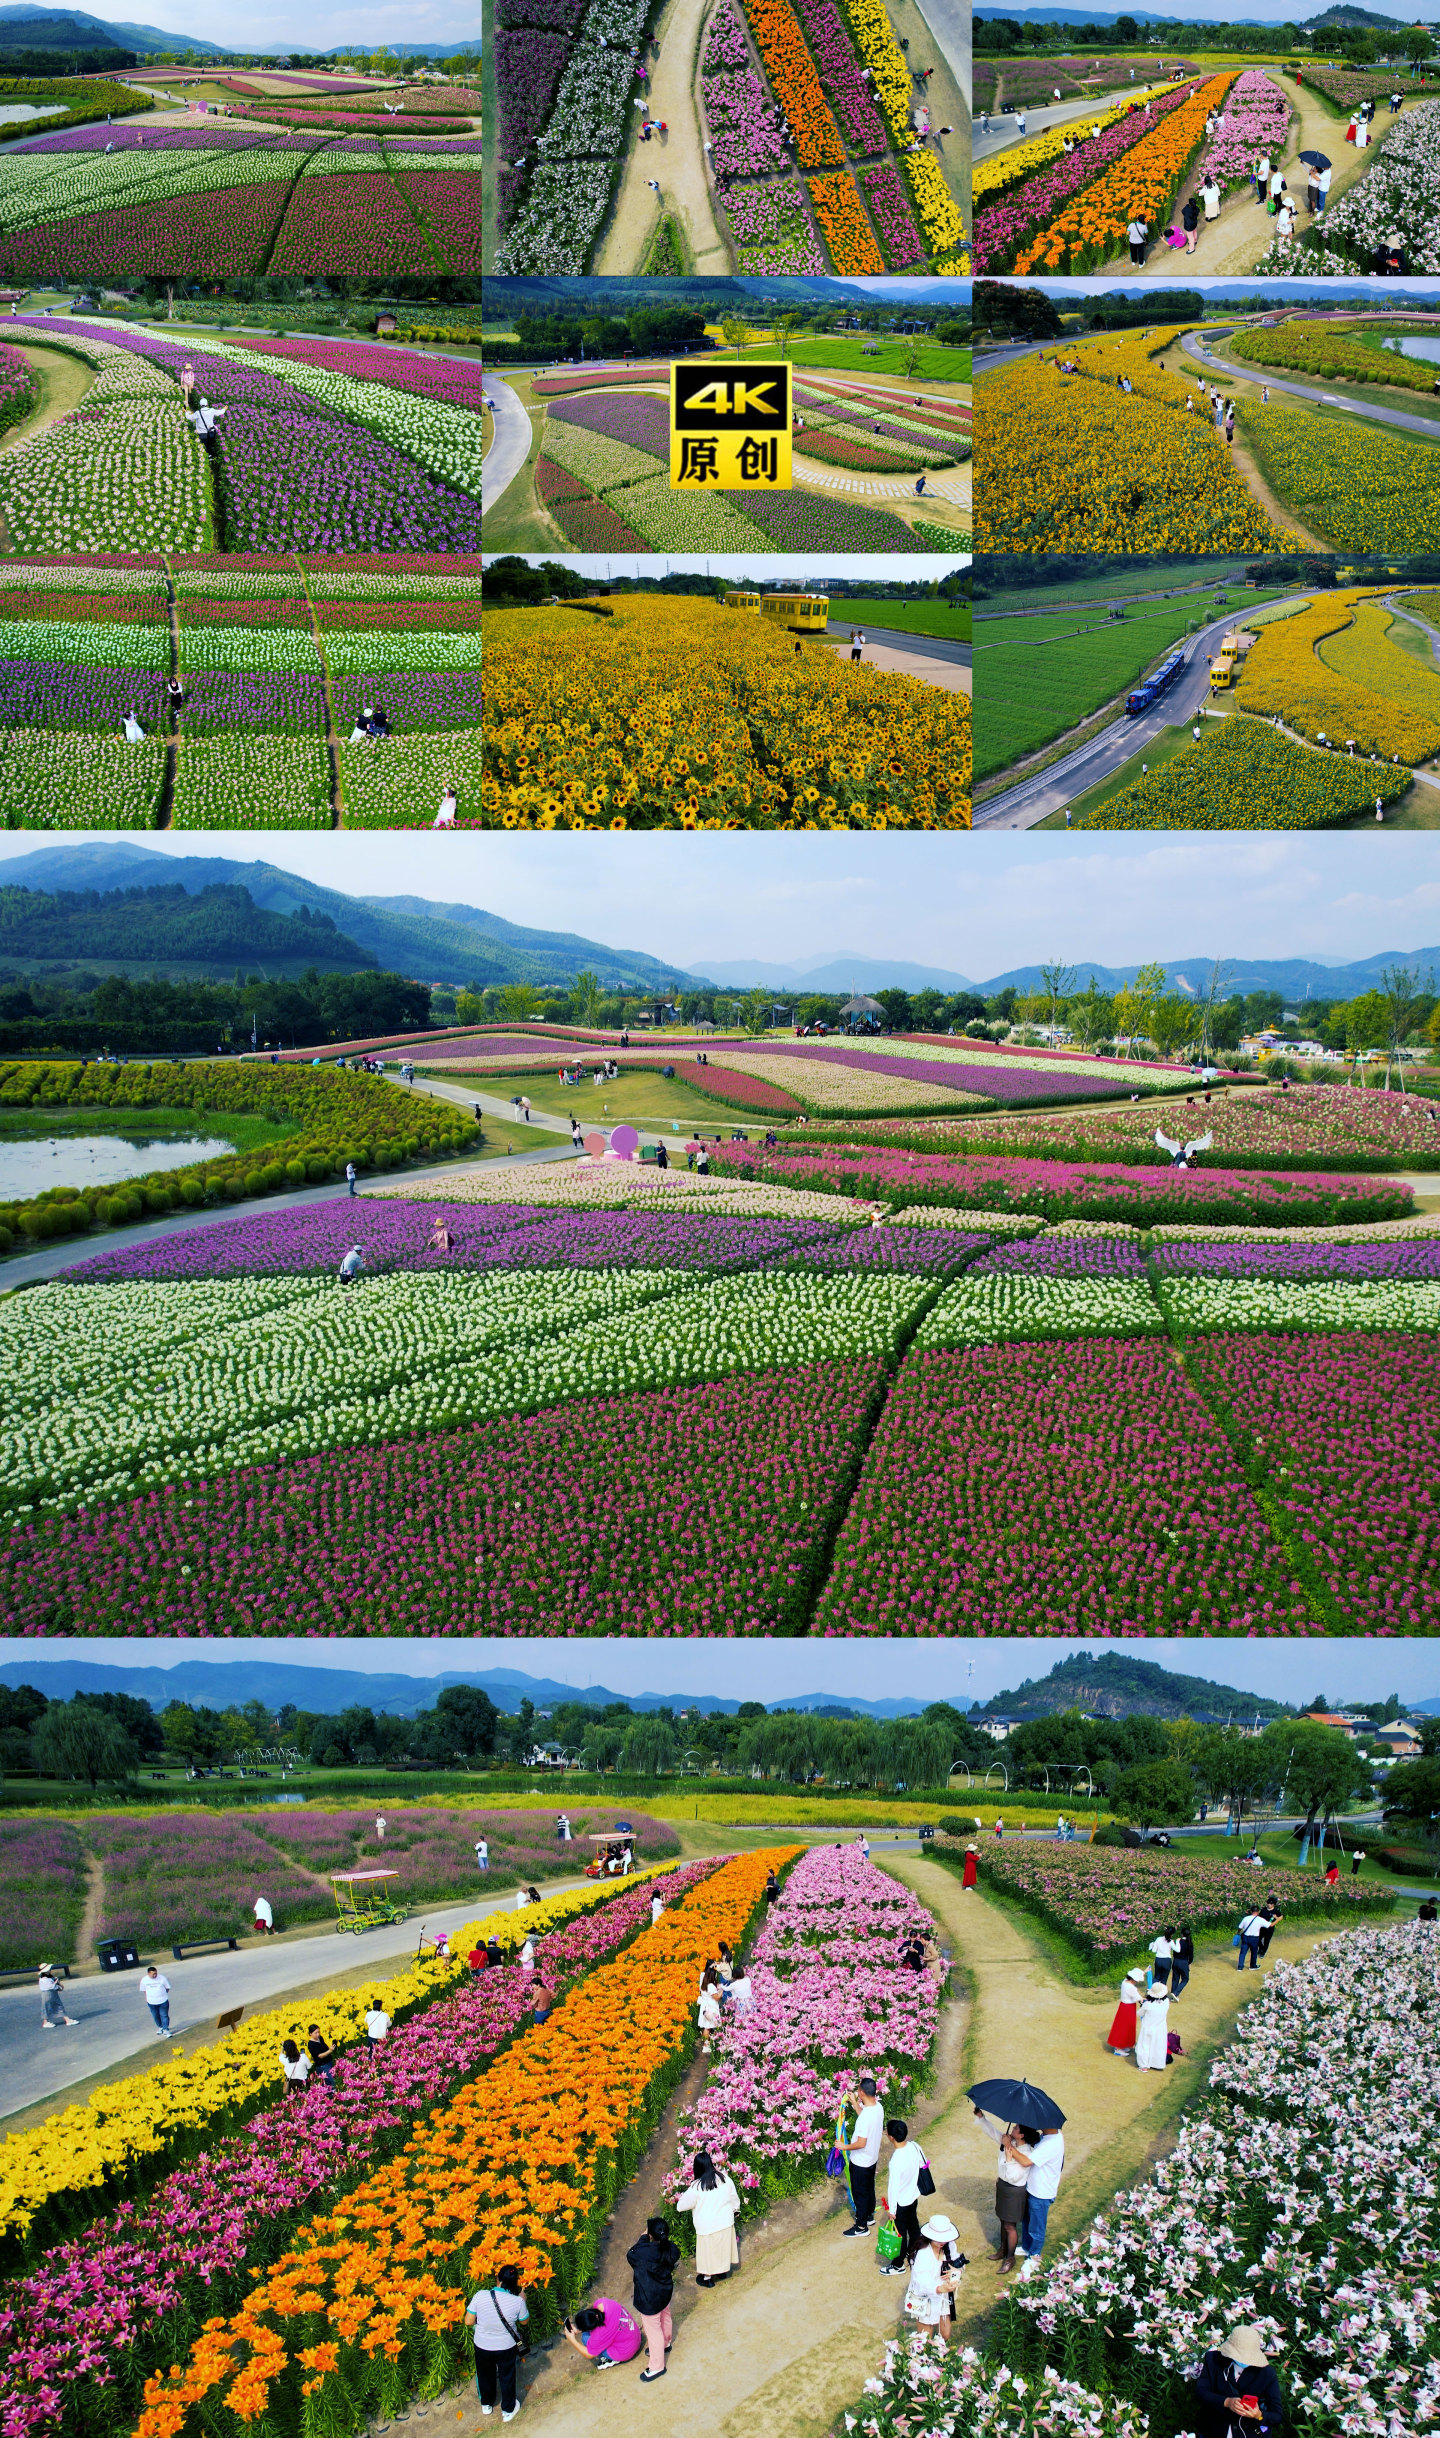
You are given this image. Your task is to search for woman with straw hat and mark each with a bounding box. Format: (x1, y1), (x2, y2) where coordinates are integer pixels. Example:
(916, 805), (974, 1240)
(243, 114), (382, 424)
(1192, 2325), (1284, 2435)
(37, 1963), (76, 2029)
(904, 2215), (966, 2346)
(962, 1844), (979, 1890)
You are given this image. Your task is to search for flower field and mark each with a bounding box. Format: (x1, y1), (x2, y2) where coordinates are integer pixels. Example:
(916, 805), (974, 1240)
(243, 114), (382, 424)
(974, 333), (1289, 555)
(1011, 73), (1236, 275)
(1233, 590), (1440, 761)
(1, 1861), (712, 2438)
(973, 1841), (1393, 1968)
(990, 1922), (1439, 2438)
(1243, 399), (1440, 552)
(481, 595), (971, 830)
(0, 123), (478, 271)
(909, 1082), (1440, 1174)
(0, 1818), (86, 1973)
(130, 1846), (793, 2438)
(666, 1845), (940, 2215)
(0, 564), (481, 827)
(974, 77), (1211, 273)
(1266, 94), (1440, 275)
(1081, 719), (1413, 832)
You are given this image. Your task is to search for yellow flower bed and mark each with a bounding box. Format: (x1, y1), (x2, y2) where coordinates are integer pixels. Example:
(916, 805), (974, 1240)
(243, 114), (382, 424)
(1245, 404), (1440, 554)
(972, 85), (1175, 204)
(1013, 72), (1234, 273)
(836, 0), (912, 145)
(1084, 716), (1412, 831)
(1231, 319), (1440, 399)
(1235, 590), (1440, 762)
(902, 148), (966, 253)
(0, 1870), (671, 2249)
(482, 596), (971, 829)
(649, 1792), (1093, 1828)
(975, 329), (1289, 556)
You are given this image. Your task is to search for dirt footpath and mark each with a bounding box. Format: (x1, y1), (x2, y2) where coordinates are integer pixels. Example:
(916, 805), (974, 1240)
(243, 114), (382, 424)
(1129, 70), (1376, 278)
(595, 0), (729, 273)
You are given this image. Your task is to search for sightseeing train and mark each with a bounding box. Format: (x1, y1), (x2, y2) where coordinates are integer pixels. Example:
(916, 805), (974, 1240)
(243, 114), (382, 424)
(723, 591), (831, 632)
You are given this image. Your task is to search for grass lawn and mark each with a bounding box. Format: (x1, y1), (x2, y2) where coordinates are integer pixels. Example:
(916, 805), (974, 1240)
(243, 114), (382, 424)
(1033, 717), (1199, 827)
(1246, 1827), (1440, 1898)
(829, 600), (971, 639)
(424, 1067), (769, 1130)
(709, 337), (971, 386)
(973, 602), (1211, 780)
(977, 557), (1262, 611)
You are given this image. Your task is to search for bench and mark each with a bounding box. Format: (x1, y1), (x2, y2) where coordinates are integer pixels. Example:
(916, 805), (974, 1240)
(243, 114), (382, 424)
(171, 1936), (240, 1960)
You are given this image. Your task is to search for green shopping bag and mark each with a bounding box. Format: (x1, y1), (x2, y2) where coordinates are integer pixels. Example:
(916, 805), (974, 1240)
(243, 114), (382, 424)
(875, 2207), (903, 2264)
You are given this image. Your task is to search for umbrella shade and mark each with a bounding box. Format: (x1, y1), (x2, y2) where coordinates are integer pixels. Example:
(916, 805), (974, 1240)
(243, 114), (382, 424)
(967, 2077), (1066, 2127)
(1297, 149), (1332, 168)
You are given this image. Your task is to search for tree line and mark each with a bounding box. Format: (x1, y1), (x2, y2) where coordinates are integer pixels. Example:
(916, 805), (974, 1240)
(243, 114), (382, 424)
(0, 966), (432, 1057)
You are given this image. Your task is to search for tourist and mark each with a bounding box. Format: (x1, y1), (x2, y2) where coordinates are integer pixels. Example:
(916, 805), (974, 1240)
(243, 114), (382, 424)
(430, 1217), (451, 1254)
(881, 2118), (928, 2270)
(190, 396), (226, 448)
(37, 1963), (76, 2029)
(763, 1867), (779, 1905)
(167, 676), (184, 713)
(1268, 162), (1284, 214)
(338, 1245), (365, 1287)
(1168, 1926), (1195, 1999)
(994, 1818), (1004, 1840)
(1010, 2121), (1065, 2273)
(627, 2215), (681, 2382)
(1202, 175), (1221, 225)
(1254, 149), (1269, 203)
(1127, 215), (1148, 265)
(1148, 1929), (1173, 1988)
(650, 1888), (664, 1926)
(962, 1843), (979, 1889)
(564, 2298), (644, 2368)
(675, 2150), (742, 2285)
(1236, 1906), (1266, 1969)
(841, 2075), (885, 2235)
(1192, 2324), (1284, 2436)
(1107, 1969), (1146, 2053)
(728, 1965), (753, 2018)
(375, 1815), (386, 1842)
(280, 2038), (310, 2094)
(486, 1936), (503, 1967)
(1351, 1849), (1366, 1876)
(904, 2215), (966, 2344)
(364, 1997), (391, 2044)
(557, 1812), (571, 1844)
(345, 1161), (357, 1196)
(434, 781), (458, 828)
(1417, 1897), (1438, 1923)
(1325, 1858), (1341, 1887)
(1135, 1980), (1171, 2070)
(851, 629), (865, 663)
(1257, 1899), (1283, 1957)
(122, 711), (146, 743)
(140, 1964), (172, 2037)
(306, 2024), (338, 2085)
(465, 2266), (528, 2422)
(475, 1835), (489, 1871)
(697, 1977), (722, 2053)
(519, 1935), (537, 1976)
(1316, 162), (1331, 215)
(253, 1895), (275, 1935)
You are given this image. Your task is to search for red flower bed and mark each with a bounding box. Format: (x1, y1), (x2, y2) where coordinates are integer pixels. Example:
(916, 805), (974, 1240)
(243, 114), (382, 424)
(311, 596), (484, 630)
(393, 169), (481, 273)
(0, 591), (161, 621)
(798, 432), (932, 472)
(535, 458), (650, 550)
(534, 456), (591, 505)
(531, 364), (671, 395)
(268, 171), (439, 274)
(0, 183), (290, 277)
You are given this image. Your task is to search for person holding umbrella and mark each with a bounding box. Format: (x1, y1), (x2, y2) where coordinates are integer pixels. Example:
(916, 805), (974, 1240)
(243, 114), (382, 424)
(967, 2079), (1066, 2274)
(1299, 147), (1330, 213)
(971, 2105), (1032, 2269)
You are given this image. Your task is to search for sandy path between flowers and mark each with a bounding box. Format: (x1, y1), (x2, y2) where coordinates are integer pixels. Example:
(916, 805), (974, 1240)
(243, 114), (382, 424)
(594, 0), (729, 274)
(1123, 70), (1376, 279)
(368, 1857), (1353, 2438)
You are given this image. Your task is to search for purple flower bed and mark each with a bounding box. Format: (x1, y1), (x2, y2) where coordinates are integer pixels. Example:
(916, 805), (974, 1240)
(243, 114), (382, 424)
(0, 658), (168, 731)
(387, 136), (486, 153)
(973, 78), (1201, 272)
(1195, 68), (1289, 191)
(970, 1236), (1149, 1275)
(548, 388), (669, 456)
(796, 390), (952, 450)
(496, 29), (571, 157)
(725, 180), (825, 269)
(176, 669), (327, 734)
(704, 67), (791, 179)
(259, 1805), (676, 1876)
(719, 489), (937, 549)
(329, 670), (483, 732)
(213, 406), (482, 552)
(704, 0), (749, 66)
(794, 0), (888, 153)
(1152, 1240), (1440, 1280)
(0, 1864), (714, 2437)
(770, 1045), (1133, 1104)
(860, 161), (927, 266)
(89, 1811), (328, 1944)
(0, 1820), (86, 1973)
(13, 318), (344, 414)
(23, 125), (289, 151)
(495, 0), (589, 27)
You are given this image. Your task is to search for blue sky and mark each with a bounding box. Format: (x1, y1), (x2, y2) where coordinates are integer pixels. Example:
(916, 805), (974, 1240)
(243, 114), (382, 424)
(90, 5), (479, 50)
(8, 832), (1440, 979)
(4, 1639), (1434, 1705)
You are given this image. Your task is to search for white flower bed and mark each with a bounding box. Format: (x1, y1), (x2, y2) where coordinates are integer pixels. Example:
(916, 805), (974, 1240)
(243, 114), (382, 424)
(170, 733), (332, 831)
(1151, 1214), (1440, 1242)
(0, 617), (168, 669)
(915, 1275), (1163, 1346)
(884, 1206), (1044, 1235)
(1159, 1275), (1440, 1332)
(724, 1051), (991, 1114)
(176, 625), (322, 674)
(0, 386), (207, 554)
(338, 730), (482, 828)
(0, 731), (164, 827)
(370, 1164), (875, 1223)
(323, 628), (482, 673)
(0, 563), (164, 596)
(996, 1923), (1440, 2438)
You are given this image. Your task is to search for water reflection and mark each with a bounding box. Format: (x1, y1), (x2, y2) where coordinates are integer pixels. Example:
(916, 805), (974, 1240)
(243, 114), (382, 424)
(0, 1135), (237, 1194)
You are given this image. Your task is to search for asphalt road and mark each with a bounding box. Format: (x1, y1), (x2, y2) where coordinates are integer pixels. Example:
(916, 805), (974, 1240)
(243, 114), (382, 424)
(973, 81), (1151, 159)
(917, 0), (972, 108)
(482, 373), (533, 512)
(1183, 328), (1440, 438)
(974, 597), (1308, 829)
(826, 619), (972, 668)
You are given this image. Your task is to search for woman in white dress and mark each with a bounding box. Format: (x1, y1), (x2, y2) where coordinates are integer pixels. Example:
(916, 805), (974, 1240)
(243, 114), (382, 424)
(1134, 1983), (1171, 2071)
(675, 2150), (741, 2286)
(905, 2214), (966, 2348)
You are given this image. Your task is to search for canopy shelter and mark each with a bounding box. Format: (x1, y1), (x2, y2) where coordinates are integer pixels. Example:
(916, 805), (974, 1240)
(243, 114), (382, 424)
(585, 1833), (635, 1880)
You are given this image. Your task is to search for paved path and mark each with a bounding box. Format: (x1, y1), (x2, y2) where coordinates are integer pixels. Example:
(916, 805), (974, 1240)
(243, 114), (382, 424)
(973, 80), (1154, 159)
(482, 374), (534, 511)
(820, 627), (971, 693)
(1, 1873), (592, 2121)
(1185, 326), (1440, 438)
(796, 450), (970, 508)
(595, 0), (729, 274)
(974, 598), (1307, 828)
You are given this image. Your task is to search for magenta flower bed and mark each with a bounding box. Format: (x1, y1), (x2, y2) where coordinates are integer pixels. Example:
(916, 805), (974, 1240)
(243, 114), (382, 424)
(549, 388), (670, 456)
(707, 1141), (1414, 1227)
(393, 171), (481, 274)
(973, 78), (1203, 272)
(705, 66), (792, 179)
(1195, 68), (1290, 190)
(88, 1811), (330, 1945)
(815, 1338), (1320, 1634)
(860, 162), (927, 267)
(257, 1806), (677, 1876)
(794, 0), (887, 153)
(980, 1842), (1388, 1965)
(725, 179), (824, 270)
(0, 1360), (889, 1635)
(0, 1864), (715, 2436)
(0, 1820), (86, 1973)
(0, 182), (293, 278)
(496, 30), (570, 157)
(1153, 1240), (1440, 1279)
(222, 332), (486, 411)
(268, 170), (440, 274)
(1187, 1329), (1440, 1632)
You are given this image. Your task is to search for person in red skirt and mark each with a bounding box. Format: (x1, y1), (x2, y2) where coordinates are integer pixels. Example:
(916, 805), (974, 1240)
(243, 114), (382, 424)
(962, 1845), (979, 1889)
(1107, 1970), (1146, 2054)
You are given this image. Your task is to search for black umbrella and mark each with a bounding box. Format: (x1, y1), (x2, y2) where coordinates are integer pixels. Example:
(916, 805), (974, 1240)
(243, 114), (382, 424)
(967, 2077), (1066, 2127)
(1298, 148), (1332, 169)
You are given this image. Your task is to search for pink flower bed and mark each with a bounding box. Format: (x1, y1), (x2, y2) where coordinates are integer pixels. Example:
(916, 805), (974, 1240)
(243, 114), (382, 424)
(222, 331), (485, 410)
(1195, 68), (1290, 191)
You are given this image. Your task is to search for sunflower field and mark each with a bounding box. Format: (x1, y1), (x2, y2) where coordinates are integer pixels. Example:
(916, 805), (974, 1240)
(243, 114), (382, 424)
(1244, 401), (1440, 552)
(481, 596), (971, 830)
(1083, 717), (1413, 830)
(1234, 589), (1440, 761)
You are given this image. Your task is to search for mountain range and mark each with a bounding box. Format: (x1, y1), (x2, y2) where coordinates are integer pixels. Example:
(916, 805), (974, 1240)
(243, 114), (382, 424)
(975, 6), (1408, 23)
(0, 8), (479, 52)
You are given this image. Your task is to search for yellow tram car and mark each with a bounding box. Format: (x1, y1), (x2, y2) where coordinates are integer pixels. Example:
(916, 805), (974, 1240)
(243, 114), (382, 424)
(723, 590), (830, 632)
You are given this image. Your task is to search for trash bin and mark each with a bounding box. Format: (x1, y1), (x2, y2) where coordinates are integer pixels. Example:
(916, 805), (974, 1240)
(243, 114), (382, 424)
(96, 1936), (139, 1972)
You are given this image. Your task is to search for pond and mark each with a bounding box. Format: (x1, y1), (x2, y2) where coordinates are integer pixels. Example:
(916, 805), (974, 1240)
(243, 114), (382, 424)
(0, 103), (68, 124)
(0, 1133), (237, 1195)
(1386, 335), (1440, 367)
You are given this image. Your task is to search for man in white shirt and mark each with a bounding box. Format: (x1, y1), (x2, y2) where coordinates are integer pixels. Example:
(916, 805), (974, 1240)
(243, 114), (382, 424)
(475, 1838), (489, 1871)
(140, 1965), (171, 2036)
(1010, 2124), (1065, 2272)
(1237, 1910), (1266, 1970)
(365, 1999), (391, 2043)
(841, 2075), (885, 2235)
(881, 2116), (927, 2269)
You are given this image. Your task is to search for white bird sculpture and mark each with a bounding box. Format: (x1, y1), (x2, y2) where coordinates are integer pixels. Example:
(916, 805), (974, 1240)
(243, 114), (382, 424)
(1155, 1127), (1213, 1169)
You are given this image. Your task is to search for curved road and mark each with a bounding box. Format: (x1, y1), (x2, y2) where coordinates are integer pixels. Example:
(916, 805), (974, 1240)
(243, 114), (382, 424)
(826, 619), (972, 669)
(974, 597), (1308, 829)
(1183, 327), (1440, 439)
(481, 373), (533, 513)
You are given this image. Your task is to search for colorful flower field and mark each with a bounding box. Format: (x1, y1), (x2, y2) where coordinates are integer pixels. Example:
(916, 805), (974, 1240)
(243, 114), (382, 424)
(0, 1818), (87, 1973)
(972, 1841), (1393, 1968)
(126, 1845), (792, 2438)
(0, 122), (478, 272)
(0, 562), (480, 828)
(517, 382), (960, 555)
(987, 1922), (1439, 2438)
(482, 594), (970, 829)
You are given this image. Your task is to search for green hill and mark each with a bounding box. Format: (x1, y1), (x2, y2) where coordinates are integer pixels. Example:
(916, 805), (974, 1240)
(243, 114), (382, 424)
(0, 882), (379, 984)
(978, 1652), (1292, 1724)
